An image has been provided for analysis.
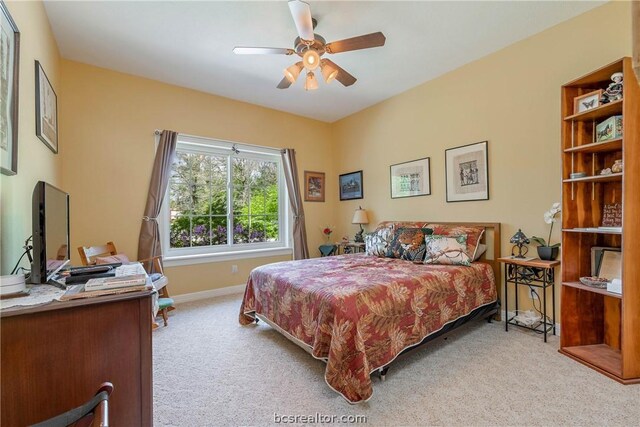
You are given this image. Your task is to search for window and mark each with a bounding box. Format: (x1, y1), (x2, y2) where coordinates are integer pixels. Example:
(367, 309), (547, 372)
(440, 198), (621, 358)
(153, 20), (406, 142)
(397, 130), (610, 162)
(162, 135), (289, 263)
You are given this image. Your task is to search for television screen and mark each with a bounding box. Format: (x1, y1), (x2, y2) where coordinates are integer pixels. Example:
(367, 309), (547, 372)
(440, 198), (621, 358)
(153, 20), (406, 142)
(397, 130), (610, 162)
(31, 181), (70, 283)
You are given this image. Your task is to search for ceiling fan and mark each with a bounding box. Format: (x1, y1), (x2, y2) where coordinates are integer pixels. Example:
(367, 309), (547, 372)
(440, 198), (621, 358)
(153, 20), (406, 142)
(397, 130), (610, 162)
(233, 0), (386, 91)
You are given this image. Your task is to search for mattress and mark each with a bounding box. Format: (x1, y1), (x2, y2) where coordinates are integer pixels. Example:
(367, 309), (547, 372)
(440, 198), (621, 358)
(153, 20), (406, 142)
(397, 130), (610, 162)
(239, 254), (497, 403)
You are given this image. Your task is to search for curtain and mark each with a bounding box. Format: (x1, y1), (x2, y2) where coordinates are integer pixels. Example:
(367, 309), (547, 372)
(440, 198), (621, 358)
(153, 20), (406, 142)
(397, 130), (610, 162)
(137, 130), (178, 271)
(281, 148), (309, 260)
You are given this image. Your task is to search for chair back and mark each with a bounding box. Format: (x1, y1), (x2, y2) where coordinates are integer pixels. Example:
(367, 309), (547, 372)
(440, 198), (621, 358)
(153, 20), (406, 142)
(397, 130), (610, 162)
(78, 242), (118, 266)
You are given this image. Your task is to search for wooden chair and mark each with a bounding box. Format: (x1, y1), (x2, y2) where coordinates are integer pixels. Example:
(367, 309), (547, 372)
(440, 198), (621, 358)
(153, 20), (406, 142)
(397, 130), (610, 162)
(77, 242), (175, 327)
(31, 382), (113, 427)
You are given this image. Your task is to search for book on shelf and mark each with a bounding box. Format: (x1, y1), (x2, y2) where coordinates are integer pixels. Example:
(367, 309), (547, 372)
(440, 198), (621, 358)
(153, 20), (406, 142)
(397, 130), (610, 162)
(84, 273), (147, 291)
(60, 282), (152, 301)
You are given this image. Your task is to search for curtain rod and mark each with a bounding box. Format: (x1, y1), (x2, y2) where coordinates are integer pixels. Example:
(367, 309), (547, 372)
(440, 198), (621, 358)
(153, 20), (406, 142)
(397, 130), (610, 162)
(153, 129), (286, 153)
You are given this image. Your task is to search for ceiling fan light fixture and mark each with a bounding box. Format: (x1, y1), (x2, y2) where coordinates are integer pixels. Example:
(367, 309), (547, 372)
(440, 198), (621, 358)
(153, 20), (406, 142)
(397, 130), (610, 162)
(302, 49), (320, 71)
(304, 71), (318, 91)
(321, 61), (338, 83)
(284, 62), (303, 83)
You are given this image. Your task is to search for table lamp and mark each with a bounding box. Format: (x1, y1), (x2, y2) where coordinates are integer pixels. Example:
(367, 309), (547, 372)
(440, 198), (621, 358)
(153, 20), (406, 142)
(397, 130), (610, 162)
(510, 229), (530, 259)
(352, 207), (369, 243)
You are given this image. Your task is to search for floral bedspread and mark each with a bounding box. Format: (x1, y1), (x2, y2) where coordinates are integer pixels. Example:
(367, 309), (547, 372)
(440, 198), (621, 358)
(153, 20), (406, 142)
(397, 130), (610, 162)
(239, 254), (496, 403)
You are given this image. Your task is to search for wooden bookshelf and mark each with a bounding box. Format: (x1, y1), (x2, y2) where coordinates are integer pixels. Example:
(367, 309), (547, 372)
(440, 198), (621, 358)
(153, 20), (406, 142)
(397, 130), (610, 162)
(560, 57), (640, 383)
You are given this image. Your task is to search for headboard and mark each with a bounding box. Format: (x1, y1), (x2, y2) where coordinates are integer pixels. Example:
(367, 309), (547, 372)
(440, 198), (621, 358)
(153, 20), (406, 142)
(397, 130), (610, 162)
(375, 221), (502, 283)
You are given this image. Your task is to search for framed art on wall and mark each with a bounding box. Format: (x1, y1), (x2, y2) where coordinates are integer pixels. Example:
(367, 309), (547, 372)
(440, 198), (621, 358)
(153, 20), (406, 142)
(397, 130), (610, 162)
(0, 1), (20, 176)
(35, 60), (58, 153)
(390, 157), (431, 199)
(304, 171), (325, 202)
(445, 141), (489, 202)
(339, 170), (363, 201)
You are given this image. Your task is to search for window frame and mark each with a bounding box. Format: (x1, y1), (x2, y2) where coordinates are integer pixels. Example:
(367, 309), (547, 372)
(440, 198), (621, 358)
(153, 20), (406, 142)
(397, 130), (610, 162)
(160, 134), (290, 266)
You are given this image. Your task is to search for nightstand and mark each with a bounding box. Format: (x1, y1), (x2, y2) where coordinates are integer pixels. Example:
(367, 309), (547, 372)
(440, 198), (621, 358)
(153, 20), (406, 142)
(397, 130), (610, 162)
(497, 257), (560, 342)
(337, 242), (365, 254)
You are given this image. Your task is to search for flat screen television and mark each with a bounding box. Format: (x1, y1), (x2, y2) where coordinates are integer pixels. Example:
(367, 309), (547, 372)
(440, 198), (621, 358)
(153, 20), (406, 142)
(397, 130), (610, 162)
(31, 181), (70, 284)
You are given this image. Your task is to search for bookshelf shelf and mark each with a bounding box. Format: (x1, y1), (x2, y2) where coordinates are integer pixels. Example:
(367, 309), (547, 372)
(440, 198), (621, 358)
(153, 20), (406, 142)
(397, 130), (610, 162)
(562, 281), (621, 299)
(562, 173), (622, 183)
(564, 137), (623, 154)
(563, 99), (622, 122)
(562, 228), (622, 235)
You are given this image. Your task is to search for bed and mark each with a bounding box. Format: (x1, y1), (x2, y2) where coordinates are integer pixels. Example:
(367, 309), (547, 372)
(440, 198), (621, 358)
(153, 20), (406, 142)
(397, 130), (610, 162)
(239, 222), (501, 403)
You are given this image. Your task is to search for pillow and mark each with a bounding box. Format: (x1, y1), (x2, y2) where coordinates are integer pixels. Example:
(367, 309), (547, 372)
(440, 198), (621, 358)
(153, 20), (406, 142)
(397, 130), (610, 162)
(365, 227), (395, 257)
(426, 224), (484, 260)
(423, 234), (471, 266)
(95, 253), (130, 265)
(473, 243), (487, 262)
(385, 227), (433, 262)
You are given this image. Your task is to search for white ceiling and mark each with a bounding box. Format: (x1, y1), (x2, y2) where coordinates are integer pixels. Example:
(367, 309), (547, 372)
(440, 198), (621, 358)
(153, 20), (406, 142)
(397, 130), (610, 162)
(44, 1), (604, 122)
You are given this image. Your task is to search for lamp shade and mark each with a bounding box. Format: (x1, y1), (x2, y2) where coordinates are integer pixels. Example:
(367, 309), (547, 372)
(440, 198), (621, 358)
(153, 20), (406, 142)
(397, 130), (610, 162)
(284, 62), (303, 83)
(510, 229), (530, 245)
(304, 71), (318, 91)
(352, 208), (369, 225)
(320, 60), (338, 83)
(302, 49), (320, 71)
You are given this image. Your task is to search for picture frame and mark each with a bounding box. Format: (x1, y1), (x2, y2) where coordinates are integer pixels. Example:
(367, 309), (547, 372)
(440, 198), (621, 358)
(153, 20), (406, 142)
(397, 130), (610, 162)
(339, 170), (363, 201)
(1, 1), (20, 176)
(304, 171), (325, 202)
(445, 141), (489, 202)
(35, 60), (58, 153)
(573, 89), (603, 114)
(390, 157), (431, 199)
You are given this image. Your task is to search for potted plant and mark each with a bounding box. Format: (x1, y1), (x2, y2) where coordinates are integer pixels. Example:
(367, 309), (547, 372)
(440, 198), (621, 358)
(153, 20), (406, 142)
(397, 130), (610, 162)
(531, 202), (561, 261)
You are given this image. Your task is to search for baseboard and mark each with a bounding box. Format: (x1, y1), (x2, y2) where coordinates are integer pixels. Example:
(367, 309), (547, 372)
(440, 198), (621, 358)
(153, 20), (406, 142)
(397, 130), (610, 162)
(172, 284), (246, 304)
(501, 309), (561, 336)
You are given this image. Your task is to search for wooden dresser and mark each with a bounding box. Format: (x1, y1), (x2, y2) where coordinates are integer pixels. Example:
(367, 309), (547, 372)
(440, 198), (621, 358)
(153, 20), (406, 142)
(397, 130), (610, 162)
(1, 290), (153, 426)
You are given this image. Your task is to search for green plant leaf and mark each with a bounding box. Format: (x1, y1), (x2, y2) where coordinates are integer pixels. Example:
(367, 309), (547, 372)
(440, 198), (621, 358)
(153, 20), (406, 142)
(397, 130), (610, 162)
(530, 236), (547, 246)
(550, 243), (561, 248)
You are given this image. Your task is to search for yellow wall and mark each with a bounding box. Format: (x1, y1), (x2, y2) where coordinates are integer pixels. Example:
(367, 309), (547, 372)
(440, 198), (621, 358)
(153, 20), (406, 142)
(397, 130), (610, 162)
(58, 61), (336, 295)
(332, 2), (631, 312)
(0, 1), (61, 274)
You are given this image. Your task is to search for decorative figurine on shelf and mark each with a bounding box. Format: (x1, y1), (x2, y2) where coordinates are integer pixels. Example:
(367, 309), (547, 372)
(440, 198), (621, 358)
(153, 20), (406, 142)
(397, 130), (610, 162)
(510, 229), (530, 259)
(530, 202), (562, 261)
(611, 159), (623, 174)
(600, 167), (612, 175)
(600, 72), (623, 104)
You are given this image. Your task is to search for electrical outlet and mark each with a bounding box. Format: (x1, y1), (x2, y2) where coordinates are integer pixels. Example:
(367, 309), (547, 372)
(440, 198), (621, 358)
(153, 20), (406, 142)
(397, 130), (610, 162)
(231, 265), (238, 274)
(529, 288), (539, 300)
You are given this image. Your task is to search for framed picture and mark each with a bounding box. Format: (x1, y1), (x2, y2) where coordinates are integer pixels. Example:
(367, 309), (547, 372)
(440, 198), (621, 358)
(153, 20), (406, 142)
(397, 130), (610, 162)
(339, 170), (363, 201)
(35, 60), (58, 153)
(1, 1), (20, 175)
(390, 157), (431, 199)
(304, 171), (325, 202)
(573, 89), (603, 114)
(445, 141), (489, 202)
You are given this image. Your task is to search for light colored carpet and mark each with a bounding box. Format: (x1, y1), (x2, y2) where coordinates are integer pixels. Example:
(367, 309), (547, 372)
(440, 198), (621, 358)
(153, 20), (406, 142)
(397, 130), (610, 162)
(153, 294), (640, 426)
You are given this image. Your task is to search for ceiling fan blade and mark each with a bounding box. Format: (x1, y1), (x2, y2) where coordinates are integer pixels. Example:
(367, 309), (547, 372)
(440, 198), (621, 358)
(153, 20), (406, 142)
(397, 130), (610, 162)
(277, 77), (293, 89)
(288, 0), (314, 42)
(322, 59), (356, 87)
(233, 47), (294, 55)
(325, 32), (386, 54)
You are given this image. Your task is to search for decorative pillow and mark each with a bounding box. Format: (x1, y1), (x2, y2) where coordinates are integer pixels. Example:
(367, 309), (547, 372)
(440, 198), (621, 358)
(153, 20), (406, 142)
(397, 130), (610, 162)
(426, 224), (485, 260)
(95, 253), (130, 265)
(365, 227), (395, 257)
(385, 227), (433, 261)
(423, 234), (471, 266)
(473, 243), (487, 262)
